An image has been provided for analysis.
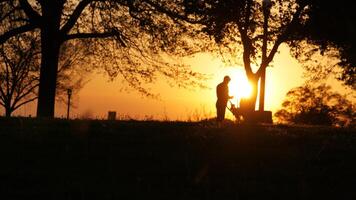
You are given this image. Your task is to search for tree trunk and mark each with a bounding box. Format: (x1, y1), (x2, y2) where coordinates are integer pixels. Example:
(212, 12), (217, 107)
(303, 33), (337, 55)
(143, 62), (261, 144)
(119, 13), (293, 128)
(36, 2), (62, 118)
(246, 74), (259, 111)
(36, 29), (61, 118)
(5, 106), (12, 117)
(259, 67), (266, 111)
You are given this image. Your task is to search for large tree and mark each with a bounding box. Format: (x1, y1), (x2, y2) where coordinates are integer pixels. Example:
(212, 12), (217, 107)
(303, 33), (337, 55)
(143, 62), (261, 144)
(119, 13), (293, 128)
(181, 0), (312, 112)
(0, 0), (203, 118)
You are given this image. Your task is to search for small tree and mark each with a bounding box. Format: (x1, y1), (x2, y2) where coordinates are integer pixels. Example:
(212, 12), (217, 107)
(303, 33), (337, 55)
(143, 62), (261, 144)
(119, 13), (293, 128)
(274, 84), (355, 126)
(0, 33), (39, 117)
(0, 32), (93, 117)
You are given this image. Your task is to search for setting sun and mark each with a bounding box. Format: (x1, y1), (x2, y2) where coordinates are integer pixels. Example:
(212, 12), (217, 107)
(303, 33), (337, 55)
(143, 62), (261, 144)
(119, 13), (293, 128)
(225, 68), (253, 104)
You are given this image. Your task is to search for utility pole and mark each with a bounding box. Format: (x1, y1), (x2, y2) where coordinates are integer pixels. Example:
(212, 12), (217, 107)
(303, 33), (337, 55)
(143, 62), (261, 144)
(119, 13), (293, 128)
(66, 88), (72, 119)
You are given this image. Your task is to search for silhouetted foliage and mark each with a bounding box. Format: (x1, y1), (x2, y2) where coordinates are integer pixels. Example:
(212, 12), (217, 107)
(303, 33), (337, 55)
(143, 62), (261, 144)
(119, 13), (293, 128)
(301, 0), (356, 89)
(275, 84), (355, 126)
(0, 0), (206, 117)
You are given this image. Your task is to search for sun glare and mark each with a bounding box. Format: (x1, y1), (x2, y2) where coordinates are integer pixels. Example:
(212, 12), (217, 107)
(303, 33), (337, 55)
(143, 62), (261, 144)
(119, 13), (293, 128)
(226, 69), (252, 104)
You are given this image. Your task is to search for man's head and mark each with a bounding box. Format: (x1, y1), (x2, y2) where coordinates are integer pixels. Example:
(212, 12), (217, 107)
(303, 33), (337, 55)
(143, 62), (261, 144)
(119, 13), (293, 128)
(223, 75), (231, 84)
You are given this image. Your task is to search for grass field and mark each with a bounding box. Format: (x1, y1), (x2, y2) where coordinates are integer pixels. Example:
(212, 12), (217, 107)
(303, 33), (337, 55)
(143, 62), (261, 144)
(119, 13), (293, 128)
(0, 117), (355, 200)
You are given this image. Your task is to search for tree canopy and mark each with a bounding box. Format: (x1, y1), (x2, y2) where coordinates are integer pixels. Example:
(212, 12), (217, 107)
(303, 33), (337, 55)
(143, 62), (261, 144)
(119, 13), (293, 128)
(301, 0), (356, 89)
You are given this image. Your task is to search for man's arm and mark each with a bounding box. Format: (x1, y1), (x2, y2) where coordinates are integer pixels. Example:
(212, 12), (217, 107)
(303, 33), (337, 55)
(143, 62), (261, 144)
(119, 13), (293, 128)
(227, 86), (233, 99)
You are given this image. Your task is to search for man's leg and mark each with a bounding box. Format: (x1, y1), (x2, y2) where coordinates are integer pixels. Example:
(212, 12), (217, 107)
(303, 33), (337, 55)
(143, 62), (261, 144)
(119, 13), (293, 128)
(216, 104), (222, 128)
(221, 105), (226, 120)
(217, 104), (227, 128)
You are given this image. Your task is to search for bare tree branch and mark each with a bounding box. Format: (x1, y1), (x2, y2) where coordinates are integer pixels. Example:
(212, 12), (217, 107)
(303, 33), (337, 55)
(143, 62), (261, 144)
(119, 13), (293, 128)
(19, 0), (41, 21)
(12, 82), (38, 108)
(64, 31), (126, 47)
(144, 0), (202, 24)
(60, 0), (92, 35)
(12, 96), (37, 111)
(0, 23), (37, 44)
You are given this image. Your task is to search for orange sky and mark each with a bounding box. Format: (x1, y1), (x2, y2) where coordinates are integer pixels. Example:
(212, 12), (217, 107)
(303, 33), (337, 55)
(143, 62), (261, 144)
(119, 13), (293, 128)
(4, 45), (352, 120)
(70, 44), (305, 120)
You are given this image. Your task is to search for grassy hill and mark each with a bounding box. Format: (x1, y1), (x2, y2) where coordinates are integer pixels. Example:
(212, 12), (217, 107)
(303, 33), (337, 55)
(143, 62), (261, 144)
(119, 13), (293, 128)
(0, 117), (355, 200)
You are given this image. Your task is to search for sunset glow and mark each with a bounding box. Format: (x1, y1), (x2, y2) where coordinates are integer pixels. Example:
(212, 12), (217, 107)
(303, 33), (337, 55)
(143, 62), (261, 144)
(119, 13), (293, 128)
(3, 47), (308, 120)
(227, 69), (253, 102)
(1, 46), (351, 121)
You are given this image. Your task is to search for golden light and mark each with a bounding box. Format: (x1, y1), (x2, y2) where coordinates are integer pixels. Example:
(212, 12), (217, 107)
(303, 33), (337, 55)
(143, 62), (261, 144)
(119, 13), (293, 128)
(225, 68), (253, 104)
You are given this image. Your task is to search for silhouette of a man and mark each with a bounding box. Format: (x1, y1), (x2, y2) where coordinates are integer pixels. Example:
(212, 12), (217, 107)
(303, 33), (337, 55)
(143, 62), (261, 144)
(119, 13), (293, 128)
(216, 76), (233, 122)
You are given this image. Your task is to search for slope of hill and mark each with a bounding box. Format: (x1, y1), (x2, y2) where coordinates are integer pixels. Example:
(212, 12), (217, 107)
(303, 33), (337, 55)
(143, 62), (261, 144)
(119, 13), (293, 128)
(0, 118), (355, 199)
